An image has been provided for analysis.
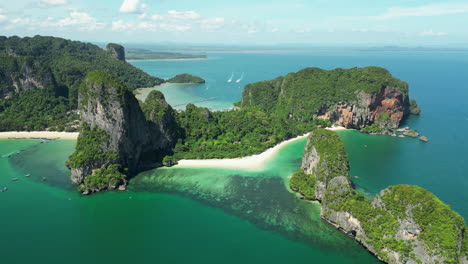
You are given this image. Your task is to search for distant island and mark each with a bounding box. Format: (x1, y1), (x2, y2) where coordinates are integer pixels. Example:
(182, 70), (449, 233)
(167, 73), (205, 83)
(125, 48), (207, 60)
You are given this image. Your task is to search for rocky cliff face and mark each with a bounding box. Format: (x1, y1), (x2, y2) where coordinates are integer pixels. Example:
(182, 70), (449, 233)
(293, 129), (467, 264)
(106, 43), (125, 61)
(0, 55), (57, 99)
(318, 86), (409, 129)
(69, 71), (177, 192)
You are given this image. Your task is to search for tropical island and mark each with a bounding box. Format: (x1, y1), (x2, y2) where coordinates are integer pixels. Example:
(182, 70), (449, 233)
(167, 73), (206, 83)
(0, 35), (466, 264)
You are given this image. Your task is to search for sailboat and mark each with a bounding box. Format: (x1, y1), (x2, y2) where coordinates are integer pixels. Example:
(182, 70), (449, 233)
(227, 72), (234, 83)
(235, 72), (244, 83)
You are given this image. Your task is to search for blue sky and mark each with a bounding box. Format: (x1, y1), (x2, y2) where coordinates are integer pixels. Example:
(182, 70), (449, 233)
(0, 0), (467, 46)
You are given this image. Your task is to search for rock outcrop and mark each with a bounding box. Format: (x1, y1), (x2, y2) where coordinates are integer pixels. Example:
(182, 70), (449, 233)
(68, 71), (178, 192)
(291, 129), (467, 264)
(318, 87), (409, 129)
(106, 43), (125, 61)
(0, 54), (57, 99)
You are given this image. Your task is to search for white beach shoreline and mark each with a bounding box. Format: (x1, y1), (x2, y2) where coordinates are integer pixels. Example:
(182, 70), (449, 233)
(175, 126), (347, 171)
(0, 131), (79, 140)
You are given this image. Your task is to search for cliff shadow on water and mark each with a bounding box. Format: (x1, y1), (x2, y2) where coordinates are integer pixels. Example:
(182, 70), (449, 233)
(129, 148), (380, 260)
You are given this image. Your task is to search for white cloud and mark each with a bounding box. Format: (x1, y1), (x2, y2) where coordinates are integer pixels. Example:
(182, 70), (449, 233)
(375, 3), (468, 20)
(419, 29), (448, 37)
(120, 0), (146, 14)
(41, 0), (68, 5)
(151, 10), (201, 21)
(111, 20), (133, 31)
(0, 8), (6, 23)
(201, 17), (224, 31)
(57, 11), (104, 31)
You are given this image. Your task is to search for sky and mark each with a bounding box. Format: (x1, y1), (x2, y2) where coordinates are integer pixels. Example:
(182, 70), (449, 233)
(0, 0), (467, 46)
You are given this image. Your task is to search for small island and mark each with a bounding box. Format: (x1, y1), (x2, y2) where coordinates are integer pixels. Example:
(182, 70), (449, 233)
(167, 73), (205, 83)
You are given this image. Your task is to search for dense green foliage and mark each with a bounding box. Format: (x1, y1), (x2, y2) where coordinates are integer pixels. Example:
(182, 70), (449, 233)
(0, 35), (163, 106)
(410, 99), (421, 115)
(240, 67), (408, 123)
(81, 164), (126, 192)
(361, 123), (383, 134)
(0, 88), (78, 131)
(381, 185), (465, 262)
(291, 129), (466, 263)
(141, 90), (177, 123)
(290, 169), (316, 198)
(173, 104), (320, 159)
(167, 73), (205, 83)
(306, 129), (349, 183)
(67, 123), (118, 168)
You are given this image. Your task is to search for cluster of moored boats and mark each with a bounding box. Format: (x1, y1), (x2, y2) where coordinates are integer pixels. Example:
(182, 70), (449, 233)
(0, 173), (48, 193)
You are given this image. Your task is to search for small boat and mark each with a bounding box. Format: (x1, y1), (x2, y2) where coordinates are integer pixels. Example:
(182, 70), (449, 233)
(364, 145), (368, 148)
(235, 72), (244, 83)
(41, 177), (46, 182)
(25, 174), (31, 177)
(227, 72), (234, 83)
(3, 187), (7, 192)
(354, 176), (360, 179)
(12, 178), (19, 181)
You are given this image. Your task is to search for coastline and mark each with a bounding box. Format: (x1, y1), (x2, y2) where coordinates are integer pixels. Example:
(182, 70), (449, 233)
(175, 126), (347, 171)
(126, 57), (209, 62)
(0, 131), (79, 140)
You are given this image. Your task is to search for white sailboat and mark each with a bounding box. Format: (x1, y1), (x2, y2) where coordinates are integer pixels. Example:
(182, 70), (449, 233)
(227, 72), (234, 82)
(235, 72), (244, 83)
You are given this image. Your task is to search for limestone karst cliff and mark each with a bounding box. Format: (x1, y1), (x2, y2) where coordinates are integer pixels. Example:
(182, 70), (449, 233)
(291, 129), (467, 264)
(67, 71), (177, 193)
(106, 43), (126, 61)
(240, 67), (415, 130)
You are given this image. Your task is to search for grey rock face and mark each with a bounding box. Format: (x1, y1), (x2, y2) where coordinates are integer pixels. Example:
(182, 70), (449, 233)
(106, 43), (125, 61)
(70, 72), (177, 186)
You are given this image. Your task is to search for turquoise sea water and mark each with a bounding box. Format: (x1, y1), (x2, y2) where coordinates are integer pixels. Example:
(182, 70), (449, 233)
(1, 50), (467, 263)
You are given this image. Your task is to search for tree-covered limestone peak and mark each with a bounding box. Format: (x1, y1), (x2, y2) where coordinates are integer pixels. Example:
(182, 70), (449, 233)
(141, 90), (173, 122)
(79, 70), (132, 108)
(291, 129), (467, 263)
(167, 73), (205, 83)
(240, 66), (409, 122)
(106, 43), (125, 61)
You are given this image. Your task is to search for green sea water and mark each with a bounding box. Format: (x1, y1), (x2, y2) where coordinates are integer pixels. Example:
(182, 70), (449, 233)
(0, 138), (379, 264)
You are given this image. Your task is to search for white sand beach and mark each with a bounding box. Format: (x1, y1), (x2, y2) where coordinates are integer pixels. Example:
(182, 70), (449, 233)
(0, 131), (79, 139)
(175, 126), (347, 171)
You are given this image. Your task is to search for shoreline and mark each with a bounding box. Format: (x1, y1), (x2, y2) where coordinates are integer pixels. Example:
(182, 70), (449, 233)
(175, 126), (347, 171)
(0, 131), (79, 140)
(127, 57), (209, 62)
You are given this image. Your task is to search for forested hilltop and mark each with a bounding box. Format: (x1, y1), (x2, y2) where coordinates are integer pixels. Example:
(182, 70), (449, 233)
(240, 67), (420, 132)
(0, 35), (163, 131)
